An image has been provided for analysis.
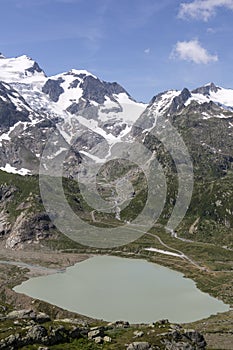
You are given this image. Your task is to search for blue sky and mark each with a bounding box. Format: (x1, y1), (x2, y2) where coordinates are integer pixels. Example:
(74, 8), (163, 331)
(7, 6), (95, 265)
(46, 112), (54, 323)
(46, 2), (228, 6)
(0, 0), (233, 102)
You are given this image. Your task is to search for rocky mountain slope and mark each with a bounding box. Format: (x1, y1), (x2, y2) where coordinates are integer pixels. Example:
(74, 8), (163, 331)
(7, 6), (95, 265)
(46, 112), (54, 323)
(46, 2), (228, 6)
(135, 84), (233, 246)
(0, 54), (145, 175)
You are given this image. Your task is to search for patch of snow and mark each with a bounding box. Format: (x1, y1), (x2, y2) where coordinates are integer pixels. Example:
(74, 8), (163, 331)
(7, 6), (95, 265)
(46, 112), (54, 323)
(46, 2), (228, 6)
(77, 115), (119, 145)
(0, 163), (31, 175)
(0, 96), (8, 102)
(210, 87), (233, 107)
(49, 72), (83, 110)
(90, 100), (99, 106)
(69, 69), (97, 79)
(114, 93), (146, 124)
(98, 94), (146, 125)
(79, 150), (105, 163)
(46, 147), (68, 159)
(185, 93), (209, 106)
(145, 247), (183, 257)
(0, 122), (28, 145)
(200, 111), (230, 120)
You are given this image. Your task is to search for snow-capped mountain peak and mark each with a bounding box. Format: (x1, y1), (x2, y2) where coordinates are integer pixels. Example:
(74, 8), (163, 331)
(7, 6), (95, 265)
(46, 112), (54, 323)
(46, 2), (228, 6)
(147, 83), (233, 119)
(186, 83), (233, 110)
(192, 82), (220, 96)
(0, 54), (46, 83)
(67, 68), (97, 79)
(0, 53), (148, 175)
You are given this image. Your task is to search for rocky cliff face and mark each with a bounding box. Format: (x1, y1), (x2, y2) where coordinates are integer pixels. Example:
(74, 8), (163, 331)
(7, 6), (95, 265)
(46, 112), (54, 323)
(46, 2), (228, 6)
(0, 179), (54, 249)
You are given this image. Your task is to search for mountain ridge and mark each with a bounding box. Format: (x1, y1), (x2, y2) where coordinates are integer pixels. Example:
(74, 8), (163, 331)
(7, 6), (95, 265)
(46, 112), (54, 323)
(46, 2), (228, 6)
(0, 54), (233, 177)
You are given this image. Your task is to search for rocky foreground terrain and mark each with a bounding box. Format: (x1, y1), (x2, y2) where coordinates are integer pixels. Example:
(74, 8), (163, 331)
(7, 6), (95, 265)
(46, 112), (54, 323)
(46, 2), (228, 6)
(0, 308), (207, 350)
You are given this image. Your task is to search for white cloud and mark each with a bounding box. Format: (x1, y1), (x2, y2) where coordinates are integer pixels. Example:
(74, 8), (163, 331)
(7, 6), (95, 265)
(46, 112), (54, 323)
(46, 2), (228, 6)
(178, 0), (233, 21)
(144, 48), (150, 54)
(170, 39), (218, 64)
(207, 27), (217, 33)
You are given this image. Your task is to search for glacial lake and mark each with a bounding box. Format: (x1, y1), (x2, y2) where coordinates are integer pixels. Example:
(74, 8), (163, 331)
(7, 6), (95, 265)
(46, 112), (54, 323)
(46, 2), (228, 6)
(14, 255), (230, 323)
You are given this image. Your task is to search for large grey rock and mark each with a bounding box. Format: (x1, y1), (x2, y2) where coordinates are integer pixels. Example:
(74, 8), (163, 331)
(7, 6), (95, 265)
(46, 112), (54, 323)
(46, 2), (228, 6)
(7, 309), (35, 320)
(164, 340), (194, 350)
(164, 329), (207, 350)
(127, 342), (153, 350)
(26, 325), (47, 342)
(69, 326), (81, 339)
(94, 336), (103, 344)
(35, 312), (51, 323)
(184, 330), (206, 349)
(134, 331), (144, 338)
(108, 320), (130, 328)
(103, 336), (112, 343)
(88, 328), (104, 339)
(0, 333), (21, 350)
(48, 325), (68, 345)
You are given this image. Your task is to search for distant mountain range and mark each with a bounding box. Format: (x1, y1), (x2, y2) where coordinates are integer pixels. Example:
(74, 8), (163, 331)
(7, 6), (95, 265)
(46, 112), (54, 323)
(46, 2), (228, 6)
(0, 53), (233, 175)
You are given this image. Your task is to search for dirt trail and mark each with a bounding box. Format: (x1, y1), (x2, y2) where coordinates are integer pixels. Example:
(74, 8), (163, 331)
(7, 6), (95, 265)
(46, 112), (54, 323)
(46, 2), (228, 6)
(146, 232), (207, 271)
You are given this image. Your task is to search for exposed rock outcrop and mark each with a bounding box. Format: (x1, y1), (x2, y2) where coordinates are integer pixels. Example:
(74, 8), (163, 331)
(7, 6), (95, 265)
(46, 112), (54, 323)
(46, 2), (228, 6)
(0, 311), (207, 350)
(5, 211), (53, 249)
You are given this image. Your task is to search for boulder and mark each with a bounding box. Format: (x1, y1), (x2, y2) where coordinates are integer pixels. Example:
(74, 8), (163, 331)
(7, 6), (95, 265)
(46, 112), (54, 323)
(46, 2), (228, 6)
(103, 336), (112, 343)
(69, 326), (81, 339)
(164, 329), (207, 350)
(94, 336), (103, 344)
(157, 319), (169, 326)
(48, 325), (68, 345)
(184, 330), (207, 348)
(26, 325), (47, 342)
(35, 312), (50, 323)
(88, 328), (104, 339)
(134, 331), (144, 338)
(0, 333), (21, 349)
(127, 342), (153, 350)
(108, 320), (130, 328)
(7, 309), (35, 320)
(164, 340), (193, 349)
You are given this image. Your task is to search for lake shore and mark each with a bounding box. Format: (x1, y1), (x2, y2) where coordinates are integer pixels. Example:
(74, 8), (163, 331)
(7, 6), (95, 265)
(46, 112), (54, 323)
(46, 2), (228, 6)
(0, 241), (232, 349)
(13, 255), (230, 324)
